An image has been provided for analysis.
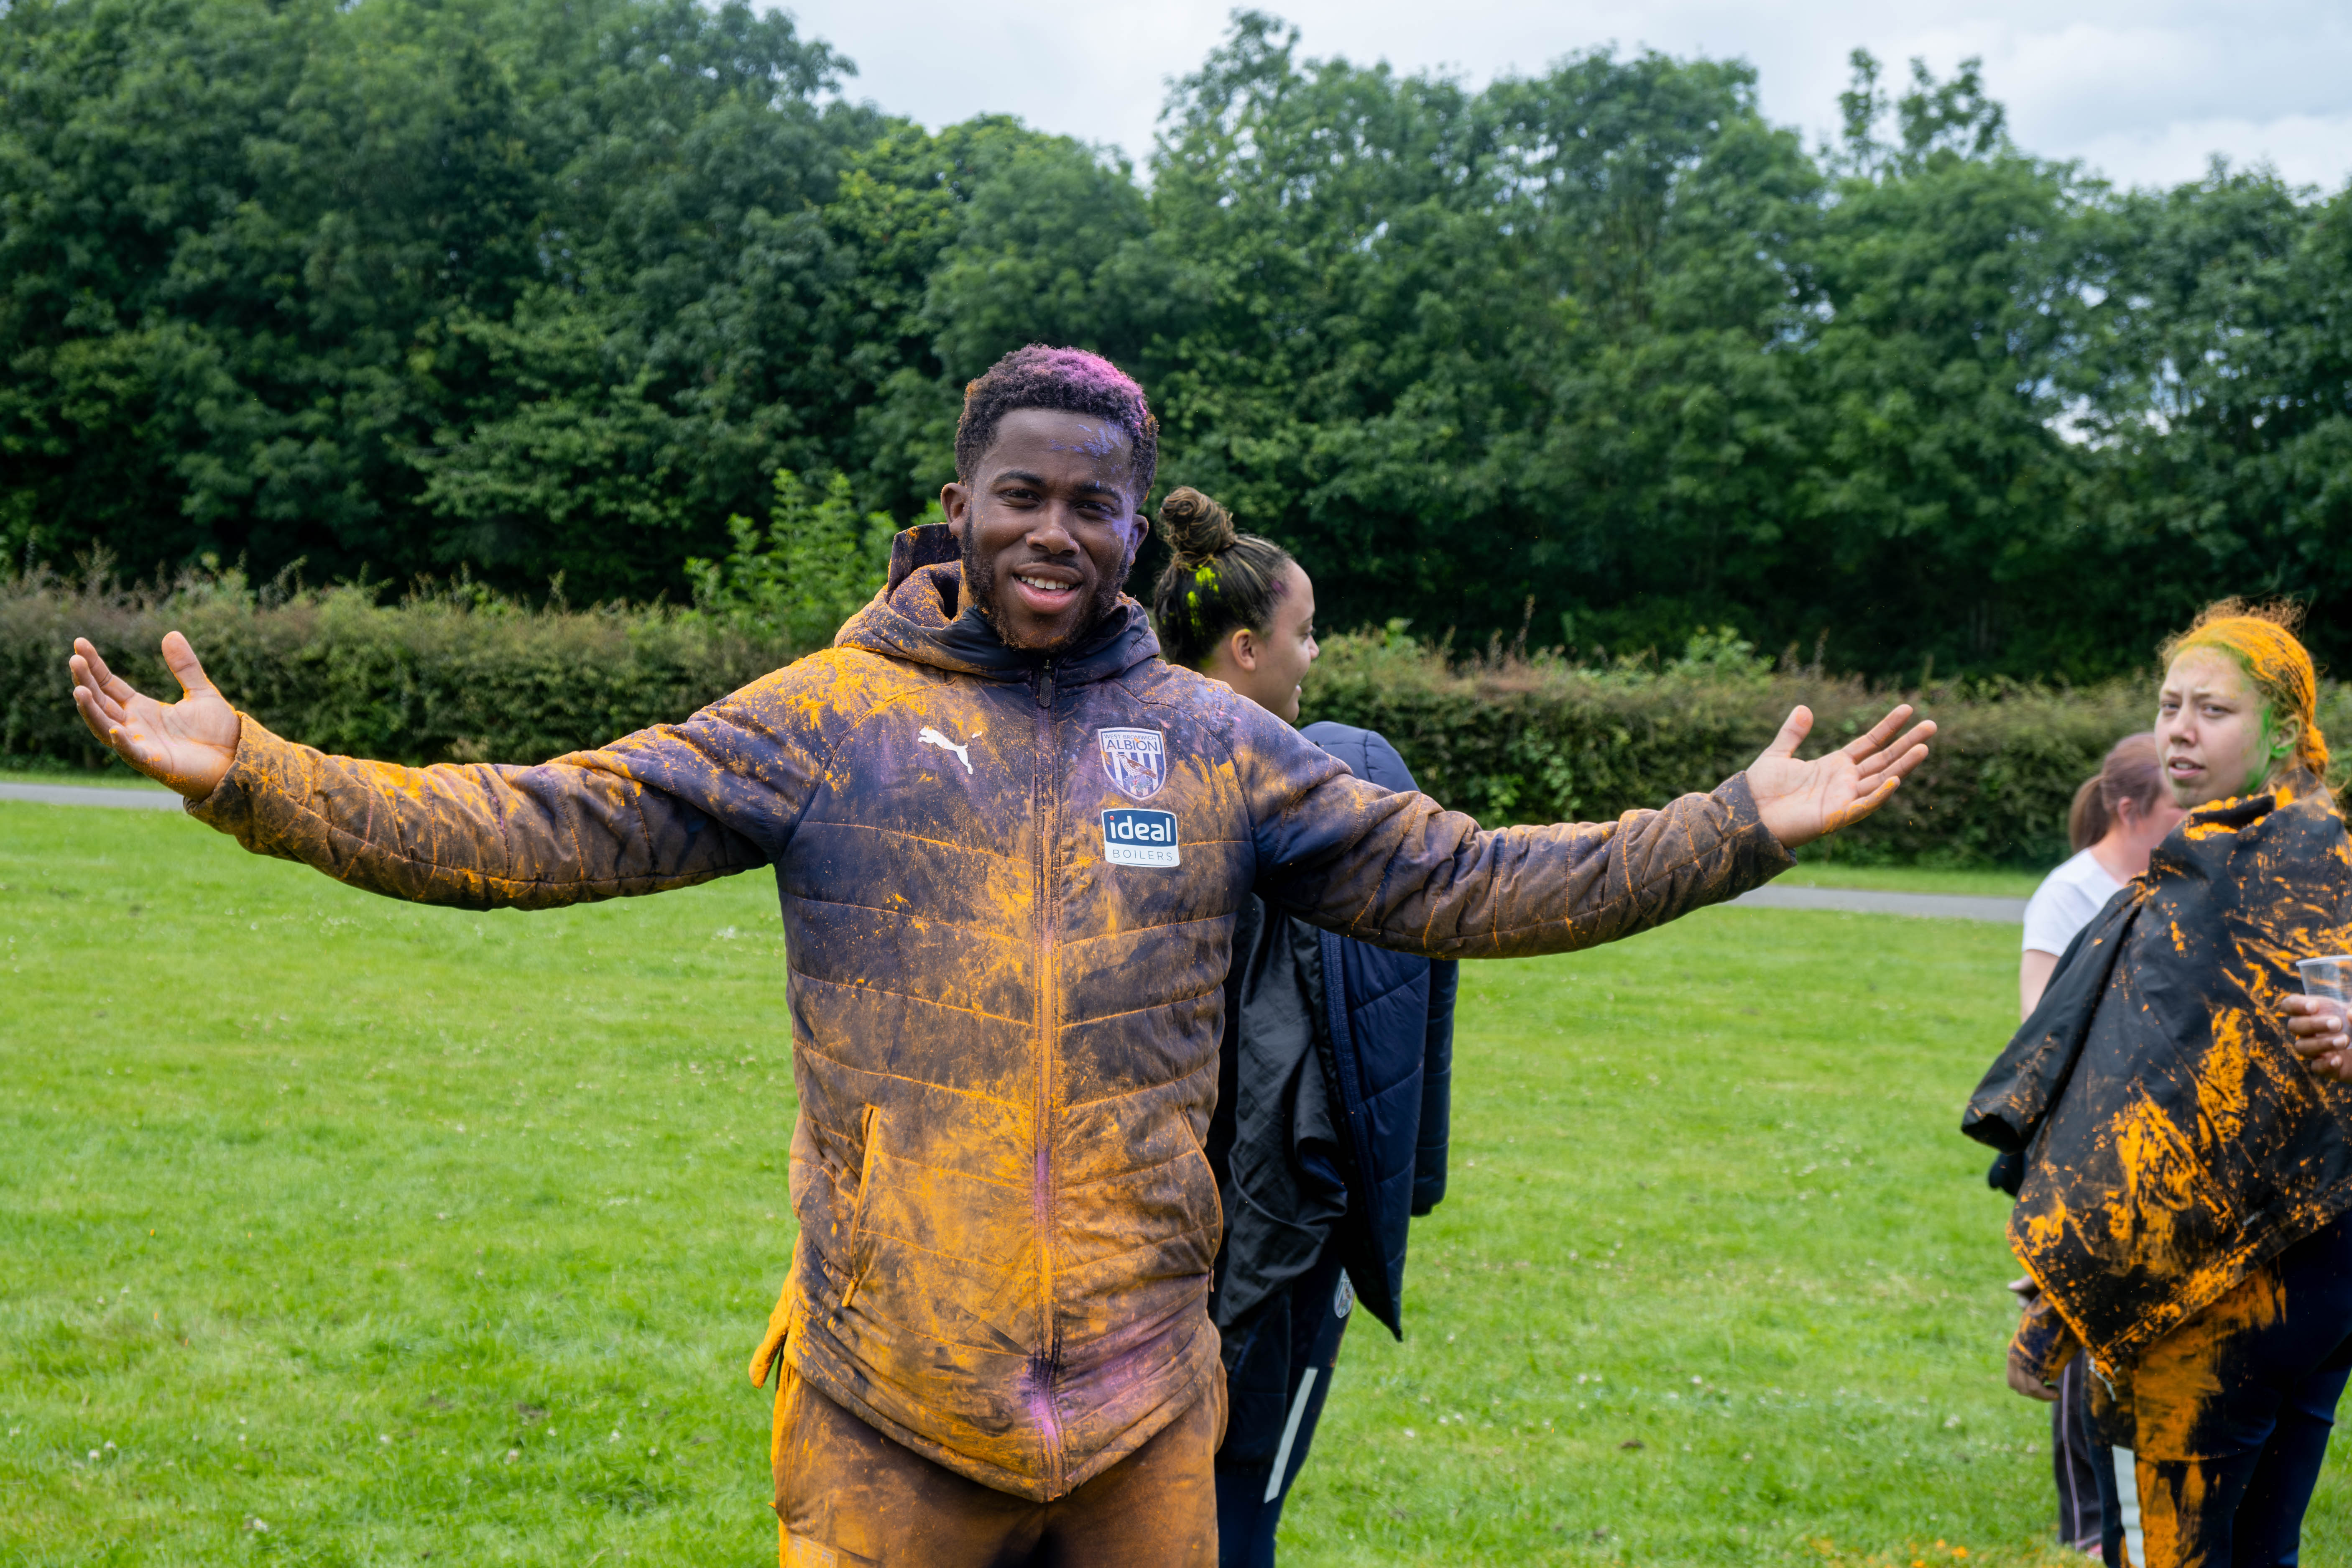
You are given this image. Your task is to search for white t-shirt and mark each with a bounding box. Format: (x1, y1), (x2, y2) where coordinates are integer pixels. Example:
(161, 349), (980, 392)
(2022, 848), (2126, 957)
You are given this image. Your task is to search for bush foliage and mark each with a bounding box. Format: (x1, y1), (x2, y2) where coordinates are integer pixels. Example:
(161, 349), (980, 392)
(1303, 627), (2352, 868)
(3, 567), (803, 771)
(26, 569), (2345, 868)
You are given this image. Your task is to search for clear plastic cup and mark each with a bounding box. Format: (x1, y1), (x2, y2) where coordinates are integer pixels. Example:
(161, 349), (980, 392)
(2295, 955), (2352, 1006)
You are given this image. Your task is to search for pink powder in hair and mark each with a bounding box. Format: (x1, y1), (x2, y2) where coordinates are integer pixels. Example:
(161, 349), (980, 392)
(999, 346), (1142, 403)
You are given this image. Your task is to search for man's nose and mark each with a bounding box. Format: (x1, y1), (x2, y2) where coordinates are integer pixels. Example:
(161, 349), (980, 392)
(1024, 506), (1083, 552)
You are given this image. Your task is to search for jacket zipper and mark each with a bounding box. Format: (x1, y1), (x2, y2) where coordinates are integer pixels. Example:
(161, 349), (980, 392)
(1031, 658), (1065, 1492)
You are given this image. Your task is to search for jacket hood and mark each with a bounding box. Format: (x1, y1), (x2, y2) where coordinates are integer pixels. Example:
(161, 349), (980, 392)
(835, 523), (1161, 687)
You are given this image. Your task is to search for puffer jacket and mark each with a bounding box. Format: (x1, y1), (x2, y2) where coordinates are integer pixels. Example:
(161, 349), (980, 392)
(186, 523), (1793, 1500)
(1297, 721), (1460, 1230)
(1963, 784), (2352, 1368)
(1204, 723), (1458, 1345)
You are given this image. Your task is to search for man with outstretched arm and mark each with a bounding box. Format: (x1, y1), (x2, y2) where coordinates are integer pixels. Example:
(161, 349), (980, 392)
(69, 346), (1932, 1567)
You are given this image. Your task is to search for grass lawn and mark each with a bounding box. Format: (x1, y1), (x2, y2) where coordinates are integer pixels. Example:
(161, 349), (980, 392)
(0, 765), (175, 790)
(3, 802), (2341, 1565)
(1774, 861), (2047, 899)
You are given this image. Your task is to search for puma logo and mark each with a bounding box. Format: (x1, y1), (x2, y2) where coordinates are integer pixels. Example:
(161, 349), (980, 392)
(918, 726), (977, 774)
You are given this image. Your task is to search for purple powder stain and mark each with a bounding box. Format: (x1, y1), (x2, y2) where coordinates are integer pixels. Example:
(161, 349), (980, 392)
(1046, 420), (1124, 460)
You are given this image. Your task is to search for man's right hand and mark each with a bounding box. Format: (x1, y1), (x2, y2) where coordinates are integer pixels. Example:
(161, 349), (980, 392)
(69, 633), (239, 799)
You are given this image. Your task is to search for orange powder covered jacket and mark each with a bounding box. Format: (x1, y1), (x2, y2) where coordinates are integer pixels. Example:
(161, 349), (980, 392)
(1964, 787), (2352, 1369)
(186, 525), (1793, 1500)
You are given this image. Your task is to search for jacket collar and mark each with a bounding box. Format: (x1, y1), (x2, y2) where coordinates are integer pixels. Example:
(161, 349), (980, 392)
(836, 524), (1162, 687)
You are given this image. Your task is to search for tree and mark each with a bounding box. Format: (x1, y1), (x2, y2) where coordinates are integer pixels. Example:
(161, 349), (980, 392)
(1788, 51), (2099, 676)
(8, 2), (2350, 681)
(2067, 167), (2352, 673)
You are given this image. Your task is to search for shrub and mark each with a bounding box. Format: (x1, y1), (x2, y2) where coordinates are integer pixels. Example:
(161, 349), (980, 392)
(3, 566), (807, 771)
(686, 471), (907, 647)
(1299, 627), (2352, 868)
(20, 572), (2344, 869)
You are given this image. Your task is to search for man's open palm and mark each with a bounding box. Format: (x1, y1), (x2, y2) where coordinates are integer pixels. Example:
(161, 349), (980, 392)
(69, 633), (239, 799)
(1747, 703), (1935, 850)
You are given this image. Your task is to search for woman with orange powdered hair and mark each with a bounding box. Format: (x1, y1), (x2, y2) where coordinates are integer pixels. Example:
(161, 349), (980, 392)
(1968, 602), (2352, 1568)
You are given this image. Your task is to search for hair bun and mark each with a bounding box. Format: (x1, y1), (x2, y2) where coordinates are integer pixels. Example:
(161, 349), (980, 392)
(1156, 487), (1237, 564)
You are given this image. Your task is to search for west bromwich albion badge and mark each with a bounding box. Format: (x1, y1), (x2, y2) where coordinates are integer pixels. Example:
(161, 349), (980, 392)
(1097, 728), (1167, 801)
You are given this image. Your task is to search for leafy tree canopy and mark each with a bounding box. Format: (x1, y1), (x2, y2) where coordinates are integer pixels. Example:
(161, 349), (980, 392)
(5, 1), (2348, 679)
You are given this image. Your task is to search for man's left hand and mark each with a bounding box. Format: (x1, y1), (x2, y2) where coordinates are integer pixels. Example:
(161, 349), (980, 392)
(1748, 704), (1936, 850)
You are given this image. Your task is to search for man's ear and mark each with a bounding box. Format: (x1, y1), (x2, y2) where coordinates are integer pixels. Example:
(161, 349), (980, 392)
(941, 480), (972, 540)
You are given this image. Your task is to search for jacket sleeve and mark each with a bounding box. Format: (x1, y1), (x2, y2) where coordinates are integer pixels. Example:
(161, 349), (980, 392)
(184, 674), (819, 910)
(1961, 896), (2137, 1152)
(1411, 958), (1458, 1216)
(1242, 707), (1794, 959)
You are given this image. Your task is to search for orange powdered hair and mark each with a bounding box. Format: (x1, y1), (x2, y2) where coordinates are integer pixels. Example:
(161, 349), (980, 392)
(2160, 600), (2330, 778)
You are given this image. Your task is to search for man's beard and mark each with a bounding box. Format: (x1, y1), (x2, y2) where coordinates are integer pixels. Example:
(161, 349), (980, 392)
(961, 532), (1135, 653)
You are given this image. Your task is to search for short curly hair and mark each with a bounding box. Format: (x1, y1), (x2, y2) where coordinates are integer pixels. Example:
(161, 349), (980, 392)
(953, 345), (1159, 502)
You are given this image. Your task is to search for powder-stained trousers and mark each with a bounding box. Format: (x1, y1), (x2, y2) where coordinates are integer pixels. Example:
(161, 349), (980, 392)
(772, 1364), (1224, 1567)
(2097, 1215), (2352, 1568)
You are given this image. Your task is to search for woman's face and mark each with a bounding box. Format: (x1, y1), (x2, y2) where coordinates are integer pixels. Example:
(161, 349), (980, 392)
(1216, 562), (1320, 723)
(2156, 649), (2293, 808)
(2113, 791), (2189, 862)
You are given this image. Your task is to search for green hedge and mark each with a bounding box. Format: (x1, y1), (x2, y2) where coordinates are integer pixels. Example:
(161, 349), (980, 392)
(15, 574), (2332, 868)
(1301, 629), (2352, 868)
(3, 569), (805, 772)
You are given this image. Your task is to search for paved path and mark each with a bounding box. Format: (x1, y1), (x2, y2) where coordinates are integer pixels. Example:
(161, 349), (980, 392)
(0, 781), (184, 811)
(0, 783), (2036, 922)
(1729, 884), (2027, 924)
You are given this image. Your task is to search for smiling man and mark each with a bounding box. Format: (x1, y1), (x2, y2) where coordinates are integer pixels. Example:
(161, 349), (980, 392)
(69, 344), (1932, 1566)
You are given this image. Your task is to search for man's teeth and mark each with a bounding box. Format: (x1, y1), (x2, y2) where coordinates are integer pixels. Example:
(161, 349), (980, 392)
(1017, 575), (1073, 593)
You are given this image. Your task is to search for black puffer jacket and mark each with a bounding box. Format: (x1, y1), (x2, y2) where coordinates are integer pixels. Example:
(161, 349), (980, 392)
(1209, 723), (1461, 1340)
(1303, 722), (1461, 1334)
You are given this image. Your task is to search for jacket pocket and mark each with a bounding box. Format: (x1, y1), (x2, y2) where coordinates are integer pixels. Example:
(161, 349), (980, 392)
(750, 1277), (797, 1389)
(838, 1106), (884, 1313)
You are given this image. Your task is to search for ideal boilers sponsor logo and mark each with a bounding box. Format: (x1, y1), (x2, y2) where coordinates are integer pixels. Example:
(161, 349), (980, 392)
(1101, 808), (1180, 868)
(1097, 728), (1167, 801)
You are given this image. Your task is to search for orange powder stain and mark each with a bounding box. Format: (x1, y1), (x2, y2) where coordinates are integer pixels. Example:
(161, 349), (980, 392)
(2104, 1097), (2205, 1268)
(2193, 1010), (2258, 1145)
(2131, 1264), (2286, 1460)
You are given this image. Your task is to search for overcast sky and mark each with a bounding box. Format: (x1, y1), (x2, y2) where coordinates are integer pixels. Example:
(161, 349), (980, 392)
(774, 0), (2352, 194)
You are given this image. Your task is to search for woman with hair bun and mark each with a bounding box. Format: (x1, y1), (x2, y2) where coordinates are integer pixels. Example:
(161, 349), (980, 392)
(1970, 601), (2352, 1568)
(1151, 488), (1453, 1566)
(1152, 488), (1320, 721)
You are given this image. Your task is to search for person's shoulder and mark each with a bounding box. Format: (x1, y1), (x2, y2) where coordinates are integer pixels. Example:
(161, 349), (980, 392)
(1299, 721), (1417, 792)
(2273, 783), (2347, 839)
(2038, 848), (2119, 900)
(2022, 849), (2120, 953)
(695, 645), (937, 736)
(1124, 659), (1268, 737)
(1124, 656), (1229, 707)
